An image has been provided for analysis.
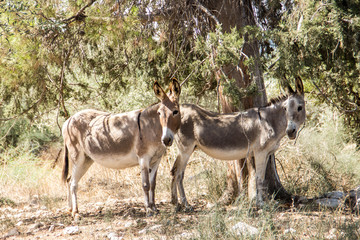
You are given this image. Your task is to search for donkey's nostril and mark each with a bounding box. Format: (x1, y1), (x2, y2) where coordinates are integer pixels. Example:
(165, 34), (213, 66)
(286, 129), (295, 135)
(162, 137), (173, 146)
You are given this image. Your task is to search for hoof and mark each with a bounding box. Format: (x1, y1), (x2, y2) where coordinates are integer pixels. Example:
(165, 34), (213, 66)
(175, 204), (182, 213)
(72, 213), (81, 222)
(146, 208), (159, 217)
(256, 198), (265, 208)
(65, 208), (72, 215)
(184, 204), (194, 213)
(175, 204), (193, 213)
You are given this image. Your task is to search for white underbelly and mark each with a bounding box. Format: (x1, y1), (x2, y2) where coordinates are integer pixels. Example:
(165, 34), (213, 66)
(89, 152), (139, 169)
(198, 145), (252, 160)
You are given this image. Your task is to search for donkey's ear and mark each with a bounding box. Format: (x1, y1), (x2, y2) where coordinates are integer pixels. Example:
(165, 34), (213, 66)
(282, 75), (295, 95)
(169, 78), (181, 100)
(284, 83), (295, 95)
(295, 76), (304, 95)
(153, 81), (167, 101)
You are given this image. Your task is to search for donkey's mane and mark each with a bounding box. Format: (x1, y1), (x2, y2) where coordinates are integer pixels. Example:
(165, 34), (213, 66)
(265, 94), (290, 107)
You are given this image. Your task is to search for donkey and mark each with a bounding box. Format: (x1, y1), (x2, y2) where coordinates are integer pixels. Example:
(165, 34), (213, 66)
(62, 79), (181, 217)
(171, 77), (305, 210)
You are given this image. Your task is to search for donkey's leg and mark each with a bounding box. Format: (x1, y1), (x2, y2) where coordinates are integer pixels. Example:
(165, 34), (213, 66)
(247, 156), (257, 202)
(66, 177), (72, 213)
(254, 151), (269, 206)
(148, 160), (161, 213)
(139, 156), (153, 216)
(171, 148), (193, 212)
(69, 151), (93, 217)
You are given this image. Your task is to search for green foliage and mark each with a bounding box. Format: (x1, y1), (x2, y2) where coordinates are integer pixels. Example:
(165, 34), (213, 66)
(0, 118), (57, 153)
(269, 0), (360, 145)
(191, 26), (259, 106)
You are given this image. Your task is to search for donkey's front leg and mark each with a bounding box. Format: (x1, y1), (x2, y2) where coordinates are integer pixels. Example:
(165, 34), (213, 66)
(148, 160), (161, 213)
(139, 157), (155, 216)
(171, 151), (193, 212)
(246, 156), (257, 202)
(254, 151), (270, 206)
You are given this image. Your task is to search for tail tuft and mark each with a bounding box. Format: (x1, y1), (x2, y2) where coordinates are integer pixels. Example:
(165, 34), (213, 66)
(62, 145), (69, 184)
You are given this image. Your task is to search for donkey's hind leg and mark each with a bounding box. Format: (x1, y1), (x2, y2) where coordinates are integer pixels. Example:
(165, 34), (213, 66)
(171, 148), (194, 212)
(68, 149), (93, 217)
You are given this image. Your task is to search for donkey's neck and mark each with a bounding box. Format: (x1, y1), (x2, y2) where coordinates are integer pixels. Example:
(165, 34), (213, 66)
(139, 103), (161, 129)
(262, 101), (288, 140)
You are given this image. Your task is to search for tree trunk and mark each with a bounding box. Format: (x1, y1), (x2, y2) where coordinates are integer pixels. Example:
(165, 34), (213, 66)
(204, 0), (293, 204)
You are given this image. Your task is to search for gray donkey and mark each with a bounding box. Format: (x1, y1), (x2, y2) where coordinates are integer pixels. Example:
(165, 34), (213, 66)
(171, 77), (305, 210)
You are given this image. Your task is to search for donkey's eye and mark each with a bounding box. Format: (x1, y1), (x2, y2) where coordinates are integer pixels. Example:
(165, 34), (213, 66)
(173, 110), (179, 116)
(298, 106), (303, 112)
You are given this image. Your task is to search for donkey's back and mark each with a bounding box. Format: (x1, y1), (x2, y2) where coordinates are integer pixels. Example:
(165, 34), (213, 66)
(62, 109), (141, 170)
(176, 104), (264, 160)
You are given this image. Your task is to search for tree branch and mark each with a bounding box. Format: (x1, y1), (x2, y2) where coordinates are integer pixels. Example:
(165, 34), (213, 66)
(311, 80), (358, 113)
(0, 90), (46, 122)
(63, 0), (97, 24)
(194, 0), (220, 26)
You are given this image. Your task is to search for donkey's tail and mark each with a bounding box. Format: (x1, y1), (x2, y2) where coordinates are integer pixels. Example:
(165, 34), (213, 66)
(62, 144), (69, 184)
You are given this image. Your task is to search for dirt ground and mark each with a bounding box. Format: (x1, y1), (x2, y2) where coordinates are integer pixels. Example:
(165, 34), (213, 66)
(0, 196), (210, 239)
(1, 195), (360, 240)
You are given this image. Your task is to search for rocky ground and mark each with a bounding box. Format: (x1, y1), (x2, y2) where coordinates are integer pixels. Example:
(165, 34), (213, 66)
(0, 196), (209, 239)
(1, 195), (360, 240)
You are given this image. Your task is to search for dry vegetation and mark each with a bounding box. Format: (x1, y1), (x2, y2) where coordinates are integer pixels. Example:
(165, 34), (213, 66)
(1, 102), (360, 239)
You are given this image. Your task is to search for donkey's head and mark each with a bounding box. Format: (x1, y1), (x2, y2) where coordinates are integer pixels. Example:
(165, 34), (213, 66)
(153, 78), (181, 146)
(283, 77), (306, 140)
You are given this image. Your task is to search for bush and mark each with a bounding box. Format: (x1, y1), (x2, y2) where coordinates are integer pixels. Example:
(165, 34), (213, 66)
(0, 117), (58, 157)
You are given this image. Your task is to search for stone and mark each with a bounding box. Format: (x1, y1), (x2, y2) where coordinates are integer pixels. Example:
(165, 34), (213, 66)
(231, 221), (259, 236)
(315, 198), (342, 208)
(29, 222), (44, 231)
(16, 221), (24, 226)
(48, 225), (55, 232)
(124, 221), (133, 228)
(321, 191), (345, 199)
(63, 226), (80, 235)
(3, 227), (20, 238)
(325, 228), (337, 239)
(180, 232), (193, 239)
(148, 224), (162, 231)
(284, 228), (296, 234)
(107, 232), (123, 240)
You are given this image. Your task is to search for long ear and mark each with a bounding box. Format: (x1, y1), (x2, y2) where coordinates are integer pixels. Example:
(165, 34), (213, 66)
(282, 74), (295, 95)
(153, 81), (167, 101)
(168, 78), (181, 100)
(295, 76), (304, 95)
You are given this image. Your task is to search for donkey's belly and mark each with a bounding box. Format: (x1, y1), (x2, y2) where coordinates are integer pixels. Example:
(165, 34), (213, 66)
(198, 145), (250, 160)
(89, 152), (139, 169)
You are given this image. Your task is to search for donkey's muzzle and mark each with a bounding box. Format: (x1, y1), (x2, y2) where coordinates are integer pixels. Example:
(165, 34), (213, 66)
(286, 128), (297, 140)
(161, 127), (174, 147)
(162, 136), (174, 146)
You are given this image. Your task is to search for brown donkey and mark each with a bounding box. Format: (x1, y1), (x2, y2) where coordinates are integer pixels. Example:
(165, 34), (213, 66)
(62, 79), (181, 217)
(171, 77), (305, 210)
